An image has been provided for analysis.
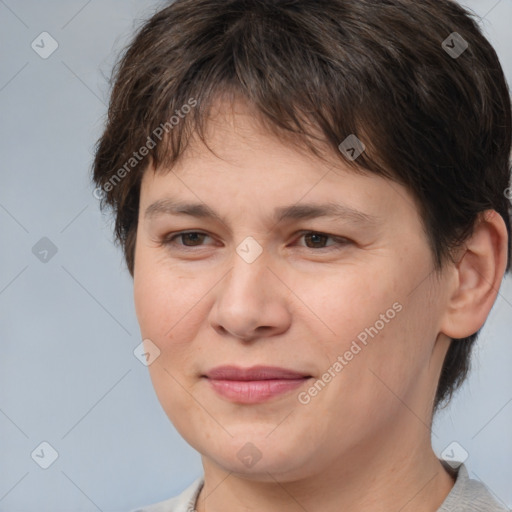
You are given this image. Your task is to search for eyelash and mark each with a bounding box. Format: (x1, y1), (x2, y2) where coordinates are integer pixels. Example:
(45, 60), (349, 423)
(161, 230), (350, 251)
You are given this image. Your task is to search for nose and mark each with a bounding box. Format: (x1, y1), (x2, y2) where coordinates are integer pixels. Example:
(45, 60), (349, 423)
(209, 248), (292, 342)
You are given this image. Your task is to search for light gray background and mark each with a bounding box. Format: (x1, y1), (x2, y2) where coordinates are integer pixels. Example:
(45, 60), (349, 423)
(1, 1), (511, 511)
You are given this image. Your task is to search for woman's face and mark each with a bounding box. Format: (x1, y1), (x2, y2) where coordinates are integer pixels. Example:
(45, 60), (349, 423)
(133, 98), (452, 481)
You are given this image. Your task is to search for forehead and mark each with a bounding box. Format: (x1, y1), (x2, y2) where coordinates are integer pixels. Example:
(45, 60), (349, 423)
(140, 96), (419, 229)
(170, 94), (338, 168)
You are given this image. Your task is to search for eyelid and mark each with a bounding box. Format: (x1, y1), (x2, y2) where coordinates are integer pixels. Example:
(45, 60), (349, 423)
(161, 230), (214, 248)
(294, 230), (351, 250)
(161, 230), (351, 250)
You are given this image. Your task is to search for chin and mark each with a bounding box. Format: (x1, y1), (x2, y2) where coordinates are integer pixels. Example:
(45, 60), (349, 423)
(192, 429), (317, 481)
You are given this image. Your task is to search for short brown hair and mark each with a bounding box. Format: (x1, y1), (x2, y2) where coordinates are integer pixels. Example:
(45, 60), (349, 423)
(92, 0), (512, 410)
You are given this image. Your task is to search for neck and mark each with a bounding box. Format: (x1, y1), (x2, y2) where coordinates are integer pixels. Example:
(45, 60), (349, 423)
(195, 418), (455, 512)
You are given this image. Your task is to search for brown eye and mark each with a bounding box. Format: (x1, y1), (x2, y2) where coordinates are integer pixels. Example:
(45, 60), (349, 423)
(164, 231), (211, 248)
(297, 231), (350, 250)
(178, 232), (207, 246)
(303, 232), (329, 248)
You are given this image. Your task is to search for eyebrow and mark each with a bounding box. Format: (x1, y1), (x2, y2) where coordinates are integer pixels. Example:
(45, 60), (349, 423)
(144, 198), (379, 227)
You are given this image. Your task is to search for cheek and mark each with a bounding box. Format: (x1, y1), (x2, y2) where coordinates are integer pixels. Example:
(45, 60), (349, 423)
(133, 255), (211, 377)
(133, 261), (204, 422)
(134, 252), (194, 339)
(333, 280), (441, 410)
(313, 261), (435, 385)
(133, 270), (167, 340)
(312, 266), (399, 349)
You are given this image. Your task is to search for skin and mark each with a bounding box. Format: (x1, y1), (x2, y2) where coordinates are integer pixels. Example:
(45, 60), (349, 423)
(133, 97), (508, 512)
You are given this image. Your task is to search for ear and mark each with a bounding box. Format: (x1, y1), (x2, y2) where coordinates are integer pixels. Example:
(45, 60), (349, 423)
(440, 210), (509, 339)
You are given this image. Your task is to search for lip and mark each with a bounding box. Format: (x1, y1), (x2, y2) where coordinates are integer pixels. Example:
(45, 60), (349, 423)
(203, 365), (311, 404)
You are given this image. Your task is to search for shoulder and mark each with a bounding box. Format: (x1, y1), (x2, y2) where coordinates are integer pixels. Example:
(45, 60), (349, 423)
(438, 461), (510, 512)
(129, 476), (204, 512)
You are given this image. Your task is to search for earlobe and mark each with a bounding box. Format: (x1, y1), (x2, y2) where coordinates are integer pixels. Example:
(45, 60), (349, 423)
(440, 210), (508, 339)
